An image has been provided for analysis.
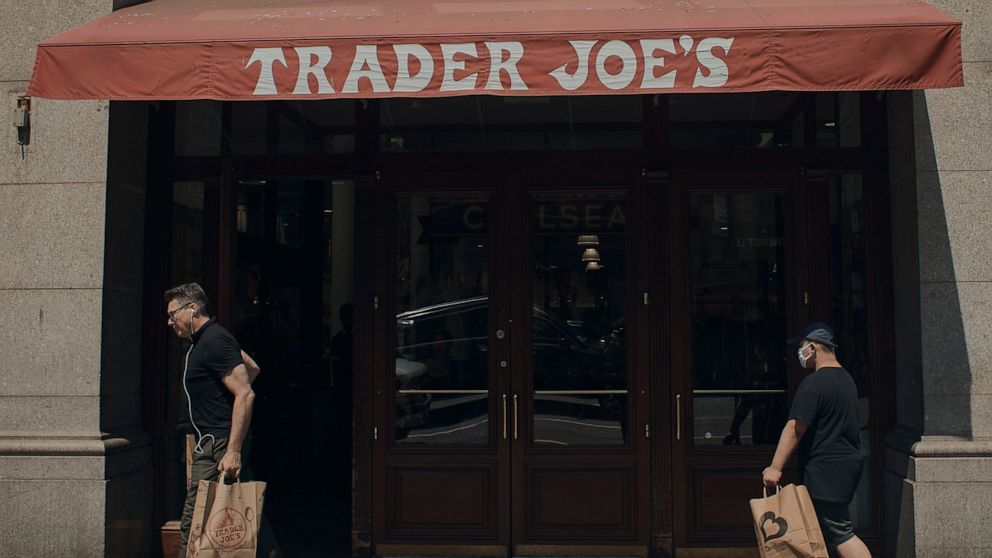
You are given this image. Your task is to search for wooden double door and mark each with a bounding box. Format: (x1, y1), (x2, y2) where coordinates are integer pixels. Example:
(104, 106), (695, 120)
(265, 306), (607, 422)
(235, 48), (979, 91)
(371, 172), (652, 557)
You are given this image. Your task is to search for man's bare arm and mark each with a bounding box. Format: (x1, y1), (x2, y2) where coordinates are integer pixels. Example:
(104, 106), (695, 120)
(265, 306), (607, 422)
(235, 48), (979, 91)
(218, 363), (255, 478)
(240, 350), (261, 383)
(762, 418), (807, 488)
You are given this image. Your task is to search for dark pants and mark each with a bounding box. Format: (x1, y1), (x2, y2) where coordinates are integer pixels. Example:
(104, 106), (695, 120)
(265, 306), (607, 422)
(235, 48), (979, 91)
(812, 499), (856, 550)
(177, 436), (280, 558)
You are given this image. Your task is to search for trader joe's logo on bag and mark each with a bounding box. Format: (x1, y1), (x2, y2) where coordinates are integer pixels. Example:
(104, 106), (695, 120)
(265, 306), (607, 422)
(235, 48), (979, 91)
(206, 507), (249, 549)
(759, 511), (789, 543)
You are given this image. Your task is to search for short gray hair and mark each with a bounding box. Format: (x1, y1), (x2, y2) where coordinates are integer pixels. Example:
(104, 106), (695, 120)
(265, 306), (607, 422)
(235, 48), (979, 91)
(164, 282), (210, 316)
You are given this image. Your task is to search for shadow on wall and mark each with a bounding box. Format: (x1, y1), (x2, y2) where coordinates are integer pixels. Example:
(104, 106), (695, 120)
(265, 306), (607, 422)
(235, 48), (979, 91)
(885, 89), (973, 556)
(909, 89), (972, 440)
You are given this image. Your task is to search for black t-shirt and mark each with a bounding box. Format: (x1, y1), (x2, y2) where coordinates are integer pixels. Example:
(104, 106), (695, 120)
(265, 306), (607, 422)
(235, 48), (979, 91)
(789, 366), (864, 503)
(184, 319), (244, 438)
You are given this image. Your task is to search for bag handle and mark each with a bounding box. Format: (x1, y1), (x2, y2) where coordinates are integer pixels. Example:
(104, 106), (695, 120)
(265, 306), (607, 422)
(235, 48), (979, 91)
(216, 471), (241, 484)
(762, 484), (781, 498)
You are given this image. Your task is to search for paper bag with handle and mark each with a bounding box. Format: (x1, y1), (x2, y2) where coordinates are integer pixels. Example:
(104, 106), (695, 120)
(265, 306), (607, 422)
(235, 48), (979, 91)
(186, 473), (266, 558)
(749, 484), (829, 558)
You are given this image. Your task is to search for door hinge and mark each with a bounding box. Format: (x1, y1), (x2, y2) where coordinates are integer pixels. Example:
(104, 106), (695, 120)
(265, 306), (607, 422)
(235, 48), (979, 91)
(643, 292), (650, 306)
(644, 424), (651, 438)
(373, 295), (379, 310)
(803, 291), (809, 305)
(373, 426), (379, 440)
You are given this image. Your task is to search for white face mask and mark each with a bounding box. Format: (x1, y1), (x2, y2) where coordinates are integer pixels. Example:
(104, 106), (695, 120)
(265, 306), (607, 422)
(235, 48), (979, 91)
(797, 343), (814, 369)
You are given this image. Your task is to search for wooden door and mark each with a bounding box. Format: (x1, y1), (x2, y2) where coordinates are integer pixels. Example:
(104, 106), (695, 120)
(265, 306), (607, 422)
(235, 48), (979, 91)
(509, 182), (651, 557)
(372, 172), (652, 557)
(373, 175), (512, 557)
(668, 173), (810, 548)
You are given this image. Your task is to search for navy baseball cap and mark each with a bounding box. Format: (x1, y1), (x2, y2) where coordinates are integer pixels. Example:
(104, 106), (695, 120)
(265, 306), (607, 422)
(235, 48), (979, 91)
(787, 322), (838, 348)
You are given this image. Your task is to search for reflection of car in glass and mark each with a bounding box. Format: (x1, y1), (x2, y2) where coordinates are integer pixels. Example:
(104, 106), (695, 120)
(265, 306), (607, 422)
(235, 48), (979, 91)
(394, 296), (624, 436)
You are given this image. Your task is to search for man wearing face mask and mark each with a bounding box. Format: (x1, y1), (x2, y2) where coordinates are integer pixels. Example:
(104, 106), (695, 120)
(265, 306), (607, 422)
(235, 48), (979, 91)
(762, 322), (871, 558)
(164, 282), (271, 558)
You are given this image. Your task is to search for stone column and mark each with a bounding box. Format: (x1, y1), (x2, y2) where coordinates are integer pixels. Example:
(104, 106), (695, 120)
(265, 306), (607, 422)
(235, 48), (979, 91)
(886, 1), (992, 556)
(0, 1), (152, 556)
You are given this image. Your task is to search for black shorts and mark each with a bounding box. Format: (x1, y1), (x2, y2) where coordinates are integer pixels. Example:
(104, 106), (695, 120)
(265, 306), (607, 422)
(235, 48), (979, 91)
(812, 499), (855, 548)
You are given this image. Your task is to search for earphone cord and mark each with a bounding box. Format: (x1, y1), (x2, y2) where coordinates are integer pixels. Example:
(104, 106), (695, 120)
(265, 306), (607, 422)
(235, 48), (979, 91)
(182, 308), (214, 455)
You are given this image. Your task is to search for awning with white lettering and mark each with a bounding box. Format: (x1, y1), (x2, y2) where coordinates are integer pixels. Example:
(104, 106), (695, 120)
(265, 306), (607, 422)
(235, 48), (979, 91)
(28, 0), (963, 100)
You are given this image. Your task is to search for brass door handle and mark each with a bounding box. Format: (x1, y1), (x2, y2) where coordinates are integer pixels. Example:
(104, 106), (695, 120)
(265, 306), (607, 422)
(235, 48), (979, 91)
(502, 394), (508, 440)
(675, 393), (681, 441)
(513, 394), (519, 440)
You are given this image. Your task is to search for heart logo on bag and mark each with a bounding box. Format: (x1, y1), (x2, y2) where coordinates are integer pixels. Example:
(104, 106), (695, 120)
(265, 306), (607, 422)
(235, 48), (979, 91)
(759, 511), (789, 542)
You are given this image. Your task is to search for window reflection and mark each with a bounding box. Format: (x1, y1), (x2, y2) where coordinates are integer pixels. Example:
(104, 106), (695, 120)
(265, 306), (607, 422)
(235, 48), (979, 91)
(381, 96), (642, 152)
(688, 192), (788, 446)
(231, 178), (355, 552)
(670, 92), (804, 149)
(670, 92), (861, 149)
(394, 196), (490, 445)
(531, 194), (629, 446)
(165, 181), (206, 517)
(816, 94), (861, 148)
(828, 174), (872, 529)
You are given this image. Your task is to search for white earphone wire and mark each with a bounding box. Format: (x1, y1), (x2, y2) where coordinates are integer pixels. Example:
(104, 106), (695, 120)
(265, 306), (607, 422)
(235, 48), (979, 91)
(182, 306), (214, 454)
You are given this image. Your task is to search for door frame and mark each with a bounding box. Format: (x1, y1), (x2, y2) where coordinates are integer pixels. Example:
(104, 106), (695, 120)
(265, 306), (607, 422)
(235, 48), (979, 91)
(372, 172), (511, 557)
(666, 171), (809, 548)
(508, 173), (651, 557)
(370, 169), (653, 557)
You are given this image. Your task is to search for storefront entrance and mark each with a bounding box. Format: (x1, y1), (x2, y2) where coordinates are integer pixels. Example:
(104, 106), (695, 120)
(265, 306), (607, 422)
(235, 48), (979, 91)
(372, 173), (651, 557)
(368, 168), (878, 557)
(144, 92), (890, 557)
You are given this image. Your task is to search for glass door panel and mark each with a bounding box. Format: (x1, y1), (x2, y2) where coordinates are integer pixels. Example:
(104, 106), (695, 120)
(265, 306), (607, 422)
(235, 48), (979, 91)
(529, 194), (630, 446)
(394, 195), (491, 446)
(687, 192), (789, 446)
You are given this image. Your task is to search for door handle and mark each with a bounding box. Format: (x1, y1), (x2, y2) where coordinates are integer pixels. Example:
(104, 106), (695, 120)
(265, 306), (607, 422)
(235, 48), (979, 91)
(675, 393), (681, 441)
(513, 394), (519, 440)
(502, 394), (508, 440)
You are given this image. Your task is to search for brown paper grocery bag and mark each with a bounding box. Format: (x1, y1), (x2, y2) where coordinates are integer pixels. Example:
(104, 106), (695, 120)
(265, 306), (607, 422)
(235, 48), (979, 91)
(186, 475), (266, 558)
(749, 484), (829, 558)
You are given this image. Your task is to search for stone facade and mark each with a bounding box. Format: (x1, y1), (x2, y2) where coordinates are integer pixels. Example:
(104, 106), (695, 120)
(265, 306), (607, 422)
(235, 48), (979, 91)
(885, 1), (992, 557)
(0, 1), (152, 557)
(0, 1), (988, 557)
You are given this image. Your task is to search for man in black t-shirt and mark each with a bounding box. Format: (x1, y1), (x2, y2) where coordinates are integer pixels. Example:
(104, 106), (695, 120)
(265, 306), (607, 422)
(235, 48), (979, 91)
(762, 322), (871, 558)
(165, 282), (265, 558)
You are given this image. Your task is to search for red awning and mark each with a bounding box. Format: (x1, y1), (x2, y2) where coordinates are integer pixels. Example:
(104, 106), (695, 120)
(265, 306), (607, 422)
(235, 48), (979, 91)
(28, 0), (963, 100)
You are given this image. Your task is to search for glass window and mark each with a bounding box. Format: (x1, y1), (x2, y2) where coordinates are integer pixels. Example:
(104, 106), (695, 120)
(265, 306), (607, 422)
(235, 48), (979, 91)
(815, 93), (861, 148)
(174, 101), (223, 156)
(530, 194), (629, 446)
(670, 92), (861, 149)
(164, 181), (207, 518)
(230, 177), (356, 552)
(670, 92), (805, 149)
(394, 195), (491, 445)
(687, 192), (789, 446)
(174, 100), (356, 156)
(275, 101), (356, 154)
(828, 174), (872, 529)
(230, 101), (357, 155)
(381, 96), (642, 152)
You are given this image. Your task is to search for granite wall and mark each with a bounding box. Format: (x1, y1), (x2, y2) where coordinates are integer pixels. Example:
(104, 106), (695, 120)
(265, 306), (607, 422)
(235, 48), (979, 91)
(0, 1), (152, 556)
(885, 1), (992, 556)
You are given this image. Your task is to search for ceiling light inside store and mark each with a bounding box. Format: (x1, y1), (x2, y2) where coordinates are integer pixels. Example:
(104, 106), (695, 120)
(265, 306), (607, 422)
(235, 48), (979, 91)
(581, 248), (601, 262)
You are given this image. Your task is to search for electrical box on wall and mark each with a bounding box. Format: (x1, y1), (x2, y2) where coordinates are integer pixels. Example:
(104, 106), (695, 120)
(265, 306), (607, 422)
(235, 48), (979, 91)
(14, 96), (30, 157)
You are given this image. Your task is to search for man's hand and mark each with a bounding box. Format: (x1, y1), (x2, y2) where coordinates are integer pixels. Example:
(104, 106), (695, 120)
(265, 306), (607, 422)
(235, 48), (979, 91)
(762, 466), (782, 489)
(217, 451), (242, 480)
